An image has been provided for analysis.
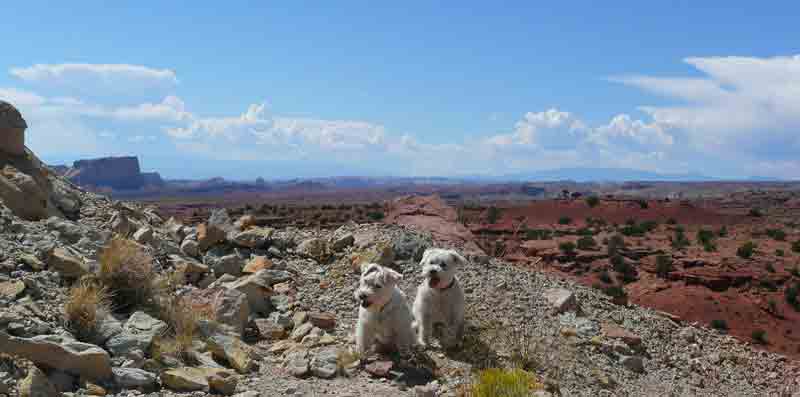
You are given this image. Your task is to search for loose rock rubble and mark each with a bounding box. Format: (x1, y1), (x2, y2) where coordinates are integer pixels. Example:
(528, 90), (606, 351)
(0, 148), (799, 396)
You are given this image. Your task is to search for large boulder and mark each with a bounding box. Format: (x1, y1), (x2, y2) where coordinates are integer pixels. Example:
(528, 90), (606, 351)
(47, 247), (89, 279)
(230, 227), (274, 248)
(225, 269), (276, 315)
(112, 367), (157, 391)
(106, 312), (168, 357)
(0, 332), (112, 381)
(0, 100), (26, 155)
(206, 334), (254, 373)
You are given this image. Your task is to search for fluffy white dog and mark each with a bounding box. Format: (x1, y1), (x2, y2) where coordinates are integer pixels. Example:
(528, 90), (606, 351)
(354, 263), (415, 355)
(413, 248), (466, 349)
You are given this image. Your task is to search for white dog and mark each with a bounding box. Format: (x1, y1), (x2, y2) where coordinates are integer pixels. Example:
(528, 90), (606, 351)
(413, 248), (466, 349)
(354, 263), (415, 355)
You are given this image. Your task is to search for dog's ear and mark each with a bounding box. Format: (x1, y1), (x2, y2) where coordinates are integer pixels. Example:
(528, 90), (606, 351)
(420, 248), (434, 264)
(448, 250), (467, 267)
(381, 268), (403, 285)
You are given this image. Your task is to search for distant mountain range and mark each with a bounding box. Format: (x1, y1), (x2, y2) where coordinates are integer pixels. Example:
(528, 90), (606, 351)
(459, 167), (786, 183)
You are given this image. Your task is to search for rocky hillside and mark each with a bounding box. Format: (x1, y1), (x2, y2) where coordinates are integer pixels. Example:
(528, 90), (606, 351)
(0, 153), (799, 396)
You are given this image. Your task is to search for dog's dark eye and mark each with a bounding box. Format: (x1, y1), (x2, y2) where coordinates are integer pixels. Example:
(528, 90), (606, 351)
(375, 284), (383, 289)
(440, 262), (447, 269)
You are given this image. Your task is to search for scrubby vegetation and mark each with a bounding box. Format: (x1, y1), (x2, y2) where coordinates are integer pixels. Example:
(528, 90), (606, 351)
(526, 229), (553, 240)
(559, 241), (576, 255)
(98, 238), (157, 311)
(468, 368), (543, 397)
(737, 241), (757, 259)
(751, 329), (768, 345)
(558, 216), (573, 225)
(585, 195), (600, 208)
(63, 280), (110, 341)
(792, 240), (800, 254)
(670, 227), (691, 250)
(576, 236), (597, 250)
(487, 206), (500, 224)
(697, 229), (717, 252)
(606, 234), (625, 257)
(749, 208), (763, 217)
(786, 282), (800, 311)
(655, 255), (673, 278)
(711, 319), (728, 330)
(765, 228), (786, 241)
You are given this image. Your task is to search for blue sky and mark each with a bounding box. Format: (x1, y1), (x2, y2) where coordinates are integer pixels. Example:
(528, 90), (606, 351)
(2, 1), (799, 179)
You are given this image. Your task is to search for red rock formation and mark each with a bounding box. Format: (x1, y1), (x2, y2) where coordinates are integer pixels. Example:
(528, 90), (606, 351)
(384, 195), (484, 255)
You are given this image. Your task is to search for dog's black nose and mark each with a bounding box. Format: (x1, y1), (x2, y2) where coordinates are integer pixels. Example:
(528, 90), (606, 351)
(430, 269), (438, 275)
(358, 293), (368, 300)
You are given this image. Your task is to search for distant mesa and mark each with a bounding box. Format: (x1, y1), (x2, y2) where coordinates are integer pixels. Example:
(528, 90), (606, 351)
(58, 156), (164, 191)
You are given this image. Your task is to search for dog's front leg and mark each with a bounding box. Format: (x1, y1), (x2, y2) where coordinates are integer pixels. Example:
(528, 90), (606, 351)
(356, 317), (375, 356)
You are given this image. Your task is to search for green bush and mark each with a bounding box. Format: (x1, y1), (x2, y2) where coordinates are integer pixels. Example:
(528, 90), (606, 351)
(768, 299), (778, 314)
(786, 283), (800, 311)
(610, 254), (625, 267)
(366, 211), (384, 221)
(751, 329), (768, 344)
(666, 218), (677, 225)
(599, 270), (612, 284)
(766, 263), (776, 273)
(636, 199), (648, 209)
(586, 196), (600, 208)
(775, 249), (785, 257)
(558, 216), (572, 225)
(710, 319), (728, 330)
(791, 266), (800, 278)
(577, 227), (595, 236)
(487, 206), (500, 224)
(737, 242), (757, 259)
(748, 208), (763, 217)
(603, 285), (627, 299)
(697, 229), (715, 245)
(766, 228), (787, 241)
(656, 255), (673, 278)
(576, 236), (597, 250)
(607, 234), (626, 256)
(671, 229), (691, 250)
(717, 226), (729, 237)
(525, 229), (553, 240)
(559, 241), (576, 255)
(792, 240), (800, 253)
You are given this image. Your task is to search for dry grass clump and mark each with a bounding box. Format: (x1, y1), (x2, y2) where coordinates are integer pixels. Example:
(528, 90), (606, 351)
(466, 368), (543, 397)
(63, 279), (111, 340)
(151, 295), (211, 363)
(336, 348), (362, 377)
(98, 238), (155, 310)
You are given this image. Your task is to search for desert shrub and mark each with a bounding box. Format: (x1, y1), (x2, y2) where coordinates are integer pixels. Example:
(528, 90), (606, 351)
(702, 241), (717, 252)
(656, 255), (673, 278)
(585, 196), (600, 208)
(576, 236), (597, 250)
(98, 238), (155, 311)
(152, 297), (207, 362)
(710, 319), (728, 330)
(487, 206), (500, 224)
(602, 285), (627, 299)
(636, 199), (649, 209)
(791, 266), (800, 278)
(610, 254), (625, 267)
(559, 241), (576, 255)
(640, 220), (658, 232)
(666, 218), (677, 225)
(766, 263), (776, 273)
(586, 216), (607, 227)
(558, 216), (572, 225)
(776, 249), (785, 257)
(612, 257), (633, 274)
(366, 211), (384, 221)
(786, 283), (800, 311)
(717, 226), (729, 237)
(697, 229), (715, 245)
(577, 227), (595, 236)
(63, 280), (110, 341)
(469, 368), (543, 397)
(607, 234), (626, 256)
(792, 240), (800, 253)
(766, 228), (787, 241)
(526, 229), (553, 240)
(670, 228), (691, 250)
(599, 271), (612, 284)
(749, 208), (763, 217)
(768, 299), (778, 314)
(737, 241), (757, 259)
(751, 329), (768, 345)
